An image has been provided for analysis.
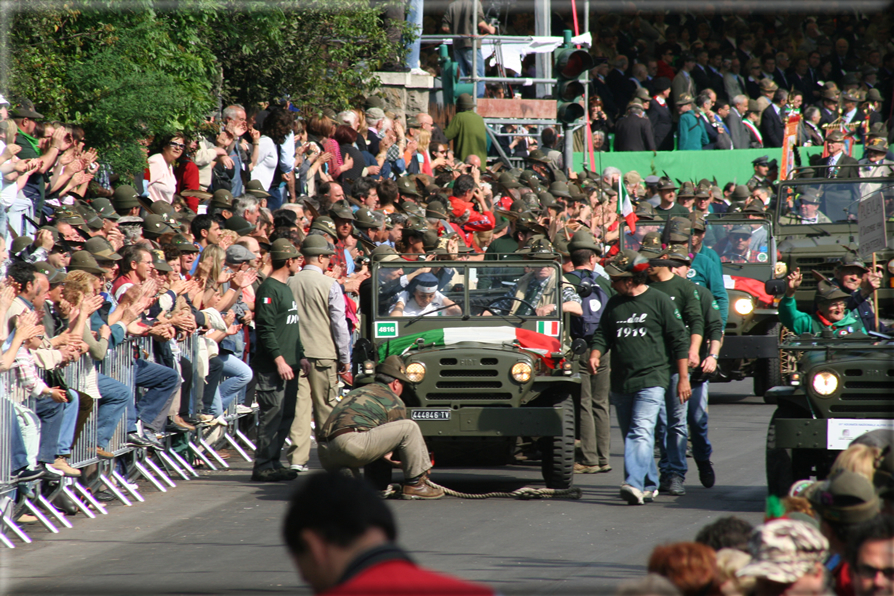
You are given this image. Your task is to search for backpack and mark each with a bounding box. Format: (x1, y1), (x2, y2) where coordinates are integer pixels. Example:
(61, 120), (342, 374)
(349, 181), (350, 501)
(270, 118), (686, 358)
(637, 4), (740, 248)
(566, 269), (609, 341)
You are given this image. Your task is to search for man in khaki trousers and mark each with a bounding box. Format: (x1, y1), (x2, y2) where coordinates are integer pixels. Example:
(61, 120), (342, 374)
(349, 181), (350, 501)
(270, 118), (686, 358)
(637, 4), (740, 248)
(286, 236), (352, 472)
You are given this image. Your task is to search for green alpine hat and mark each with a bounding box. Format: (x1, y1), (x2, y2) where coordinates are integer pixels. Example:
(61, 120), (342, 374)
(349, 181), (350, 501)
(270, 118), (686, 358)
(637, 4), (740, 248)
(68, 251), (107, 275)
(300, 235), (336, 257)
(270, 238), (300, 260)
(112, 185), (141, 210)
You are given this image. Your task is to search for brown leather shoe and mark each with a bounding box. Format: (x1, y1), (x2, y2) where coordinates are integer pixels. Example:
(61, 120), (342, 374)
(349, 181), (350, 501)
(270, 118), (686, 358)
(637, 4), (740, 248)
(96, 447), (115, 459)
(401, 478), (444, 500)
(51, 457), (82, 477)
(172, 415), (196, 431)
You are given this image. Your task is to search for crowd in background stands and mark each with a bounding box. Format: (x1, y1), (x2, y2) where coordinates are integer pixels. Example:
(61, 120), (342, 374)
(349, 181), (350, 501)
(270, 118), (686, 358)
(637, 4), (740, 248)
(462, 10), (894, 153)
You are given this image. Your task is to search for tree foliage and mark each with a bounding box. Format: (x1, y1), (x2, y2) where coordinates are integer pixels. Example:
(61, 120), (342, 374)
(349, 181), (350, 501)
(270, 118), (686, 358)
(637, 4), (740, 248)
(4, 0), (408, 178)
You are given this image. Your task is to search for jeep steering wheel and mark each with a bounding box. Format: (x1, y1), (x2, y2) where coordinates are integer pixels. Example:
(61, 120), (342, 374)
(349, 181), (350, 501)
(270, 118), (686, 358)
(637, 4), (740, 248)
(483, 296), (539, 316)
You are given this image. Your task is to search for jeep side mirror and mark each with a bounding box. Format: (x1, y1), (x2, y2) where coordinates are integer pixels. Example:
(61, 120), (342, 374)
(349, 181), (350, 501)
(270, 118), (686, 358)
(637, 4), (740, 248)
(765, 279), (787, 296)
(570, 338), (588, 355)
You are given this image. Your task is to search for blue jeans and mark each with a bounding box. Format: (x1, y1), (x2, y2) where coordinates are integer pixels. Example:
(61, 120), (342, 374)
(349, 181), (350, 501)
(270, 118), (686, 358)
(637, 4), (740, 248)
(35, 398), (66, 464)
(56, 390), (79, 457)
(611, 386), (665, 492)
(687, 381), (712, 462)
(405, 0), (423, 69)
(130, 359), (180, 432)
(455, 47), (486, 98)
(209, 354), (253, 417)
(8, 400), (29, 471)
(266, 184), (284, 211)
(97, 373), (132, 449)
(655, 373), (689, 480)
(7, 193), (34, 241)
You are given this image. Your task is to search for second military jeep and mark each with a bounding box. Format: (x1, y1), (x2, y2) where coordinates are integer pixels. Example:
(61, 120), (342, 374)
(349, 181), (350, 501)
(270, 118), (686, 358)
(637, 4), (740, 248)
(764, 333), (894, 497)
(355, 258), (584, 489)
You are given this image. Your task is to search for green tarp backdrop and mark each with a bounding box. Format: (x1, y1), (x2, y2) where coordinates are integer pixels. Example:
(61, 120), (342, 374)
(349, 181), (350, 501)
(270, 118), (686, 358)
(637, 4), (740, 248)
(572, 147), (827, 186)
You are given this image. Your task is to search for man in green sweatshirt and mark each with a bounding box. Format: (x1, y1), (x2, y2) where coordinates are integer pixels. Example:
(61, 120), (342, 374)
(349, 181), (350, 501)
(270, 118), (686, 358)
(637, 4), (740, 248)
(779, 268), (866, 336)
(444, 93), (487, 167)
(253, 238), (311, 482)
(589, 249), (691, 506)
(646, 247), (704, 497)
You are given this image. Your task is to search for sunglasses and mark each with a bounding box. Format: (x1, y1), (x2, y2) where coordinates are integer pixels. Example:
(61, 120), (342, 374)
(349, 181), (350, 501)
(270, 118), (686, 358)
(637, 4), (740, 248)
(168, 142), (186, 149)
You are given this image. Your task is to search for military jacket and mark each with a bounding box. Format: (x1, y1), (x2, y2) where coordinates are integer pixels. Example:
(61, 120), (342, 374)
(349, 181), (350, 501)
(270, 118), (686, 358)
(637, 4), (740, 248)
(321, 382), (407, 438)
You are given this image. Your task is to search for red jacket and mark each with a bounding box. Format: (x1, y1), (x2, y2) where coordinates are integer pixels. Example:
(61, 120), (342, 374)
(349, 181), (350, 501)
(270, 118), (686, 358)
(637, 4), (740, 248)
(323, 546), (494, 596)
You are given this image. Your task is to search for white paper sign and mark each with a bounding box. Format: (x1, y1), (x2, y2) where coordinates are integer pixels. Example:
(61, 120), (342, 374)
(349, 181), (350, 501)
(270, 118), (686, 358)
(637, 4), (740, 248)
(827, 418), (894, 450)
(858, 193), (887, 257)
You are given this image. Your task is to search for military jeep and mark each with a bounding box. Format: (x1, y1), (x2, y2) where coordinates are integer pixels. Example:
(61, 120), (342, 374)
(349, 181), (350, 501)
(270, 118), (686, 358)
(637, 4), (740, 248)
(774, 175), (894, 317)
(764, 333), (894, 497)
(354, 258), (584, 489)
(622, 215), (780, 398)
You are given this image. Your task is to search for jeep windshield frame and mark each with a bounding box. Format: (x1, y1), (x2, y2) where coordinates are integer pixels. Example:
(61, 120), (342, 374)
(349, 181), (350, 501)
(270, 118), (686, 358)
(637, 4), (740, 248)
(369, 258), (565, 340)
(774, 176), (894, 234)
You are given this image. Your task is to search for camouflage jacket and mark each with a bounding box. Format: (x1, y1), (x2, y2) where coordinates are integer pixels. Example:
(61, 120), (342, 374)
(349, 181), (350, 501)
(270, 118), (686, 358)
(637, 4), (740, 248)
(321, 382), (407, 438)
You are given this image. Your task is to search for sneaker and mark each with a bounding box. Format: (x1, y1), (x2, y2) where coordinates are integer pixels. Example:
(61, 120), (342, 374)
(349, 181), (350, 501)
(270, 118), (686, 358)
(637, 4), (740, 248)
(14, 467), (47, 483)
(686, 445), (693, 458)
(289, 464), (309, 472)
(197, 414), (215, 424)
(696, 459), (716, 488)
(574, 463), (602, 474)
(620, 484), (645, 505)
(235, 405), (254, 415)
(643, 489), (657, 503)
(96, 447), (115, 459)
(16, 514), (39, 524)
(50, 457), (81, 478)
(402, 478), (444, 500)
(127, 431), (152, 447)
(142, 429), (164, 450)
(214, 415), (228, 427)
(251, 468), (282, 482)
(94, 490), (116, 502)
(659, 476), (671, 493)
(409, 67), (431, 76)
(668, 475), (686, 496)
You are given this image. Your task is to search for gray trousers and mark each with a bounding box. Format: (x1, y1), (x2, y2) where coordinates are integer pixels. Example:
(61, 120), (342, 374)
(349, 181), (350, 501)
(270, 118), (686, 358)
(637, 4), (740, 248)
(253, 367), (298, 471)
(317, 419), (431, 480)
(578, 349), (611, 466)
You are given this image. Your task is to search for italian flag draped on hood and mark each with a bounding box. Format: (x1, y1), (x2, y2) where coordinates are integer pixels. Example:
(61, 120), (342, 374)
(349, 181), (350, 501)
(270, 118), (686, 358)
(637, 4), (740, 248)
(378, 327), (563, 368)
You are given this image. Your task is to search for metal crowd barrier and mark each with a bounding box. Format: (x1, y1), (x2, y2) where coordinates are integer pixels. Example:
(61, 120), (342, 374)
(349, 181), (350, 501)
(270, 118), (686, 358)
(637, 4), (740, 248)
(0, 329), (259, 548)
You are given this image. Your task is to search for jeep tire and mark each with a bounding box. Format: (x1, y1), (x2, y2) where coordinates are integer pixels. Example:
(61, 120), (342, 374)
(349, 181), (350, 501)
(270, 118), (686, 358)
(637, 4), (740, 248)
(540, 392), (575, 489)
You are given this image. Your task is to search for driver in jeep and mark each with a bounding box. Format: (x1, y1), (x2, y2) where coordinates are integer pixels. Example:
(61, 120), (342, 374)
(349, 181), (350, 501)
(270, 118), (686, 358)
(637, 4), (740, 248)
(484, 238), (582, 317)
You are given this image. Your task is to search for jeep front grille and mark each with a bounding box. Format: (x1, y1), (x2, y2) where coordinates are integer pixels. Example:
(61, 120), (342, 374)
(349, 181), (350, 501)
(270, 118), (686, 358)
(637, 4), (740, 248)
(792, 258), (836, 290)
(427, 393), (513, 400)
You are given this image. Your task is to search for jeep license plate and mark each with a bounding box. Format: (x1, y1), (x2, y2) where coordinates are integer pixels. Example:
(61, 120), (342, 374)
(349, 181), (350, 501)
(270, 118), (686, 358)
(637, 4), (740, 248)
(411, 409), (451, 421)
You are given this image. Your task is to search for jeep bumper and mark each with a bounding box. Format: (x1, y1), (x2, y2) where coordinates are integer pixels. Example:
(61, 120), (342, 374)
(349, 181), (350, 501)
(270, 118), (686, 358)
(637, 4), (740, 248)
(720, 334), (778, 359)
(409, 406), (564, 437)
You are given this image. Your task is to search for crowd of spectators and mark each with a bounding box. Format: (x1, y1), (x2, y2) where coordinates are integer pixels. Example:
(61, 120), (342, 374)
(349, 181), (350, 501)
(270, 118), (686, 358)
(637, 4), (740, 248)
(464, 10), (894, 154)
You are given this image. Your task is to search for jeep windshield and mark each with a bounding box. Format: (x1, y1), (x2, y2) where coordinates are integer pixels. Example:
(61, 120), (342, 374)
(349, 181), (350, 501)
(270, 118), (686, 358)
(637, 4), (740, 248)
(775, 178), (894, 227)
(372, 259), (563, 322)
(703, 218), (772, 266)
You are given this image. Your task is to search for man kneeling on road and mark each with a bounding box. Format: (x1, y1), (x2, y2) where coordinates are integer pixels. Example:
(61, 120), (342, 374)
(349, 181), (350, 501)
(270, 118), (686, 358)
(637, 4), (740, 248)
(317, 356), (444, 500)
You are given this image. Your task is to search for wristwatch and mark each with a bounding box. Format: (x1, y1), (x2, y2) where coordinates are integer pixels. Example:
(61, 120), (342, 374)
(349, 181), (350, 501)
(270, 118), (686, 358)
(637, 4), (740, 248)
(708, 353), (719, 359)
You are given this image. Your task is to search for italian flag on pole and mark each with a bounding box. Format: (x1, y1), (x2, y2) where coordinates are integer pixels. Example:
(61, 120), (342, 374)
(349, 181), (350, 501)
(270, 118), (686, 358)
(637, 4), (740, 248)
(618, 176), (638, 233)
(378, 327), (563, 367)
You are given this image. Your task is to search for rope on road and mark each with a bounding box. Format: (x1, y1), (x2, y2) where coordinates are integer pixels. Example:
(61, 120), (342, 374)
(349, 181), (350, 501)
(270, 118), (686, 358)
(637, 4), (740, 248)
(381, 481), (583, 500)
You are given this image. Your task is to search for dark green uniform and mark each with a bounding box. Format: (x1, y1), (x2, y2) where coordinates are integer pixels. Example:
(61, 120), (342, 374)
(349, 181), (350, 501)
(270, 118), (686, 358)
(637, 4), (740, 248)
(253, 275), (306, 472)
(321, 382), (407, 437)
(648, 275), (705, 339)
(255, 276), (305, 370)
(591, 287), (689, 394)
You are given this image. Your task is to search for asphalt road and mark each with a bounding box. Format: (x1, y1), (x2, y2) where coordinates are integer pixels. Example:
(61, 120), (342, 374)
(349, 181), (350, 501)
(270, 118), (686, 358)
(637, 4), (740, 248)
(4, 380), (773, 596)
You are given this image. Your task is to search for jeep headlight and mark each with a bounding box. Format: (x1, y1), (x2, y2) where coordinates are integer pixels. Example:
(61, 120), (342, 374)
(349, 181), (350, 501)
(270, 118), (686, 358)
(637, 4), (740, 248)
(775, 261), (788, 277)
(406, 362), (426, 383)
(734, 297), (754, 315)
(511, 362), (532, 382)
(811, 371), (839, 396)
(888, 258), (894, 275)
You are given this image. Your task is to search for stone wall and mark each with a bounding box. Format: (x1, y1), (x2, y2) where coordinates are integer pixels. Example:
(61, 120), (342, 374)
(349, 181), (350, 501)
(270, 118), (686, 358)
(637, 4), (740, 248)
(368, 71), (434, 125)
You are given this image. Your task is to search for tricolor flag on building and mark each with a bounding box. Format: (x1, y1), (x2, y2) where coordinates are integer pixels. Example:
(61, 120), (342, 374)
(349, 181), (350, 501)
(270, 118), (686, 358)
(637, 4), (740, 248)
(378, 327), (563, 367)
(618, 176), (637, 233)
